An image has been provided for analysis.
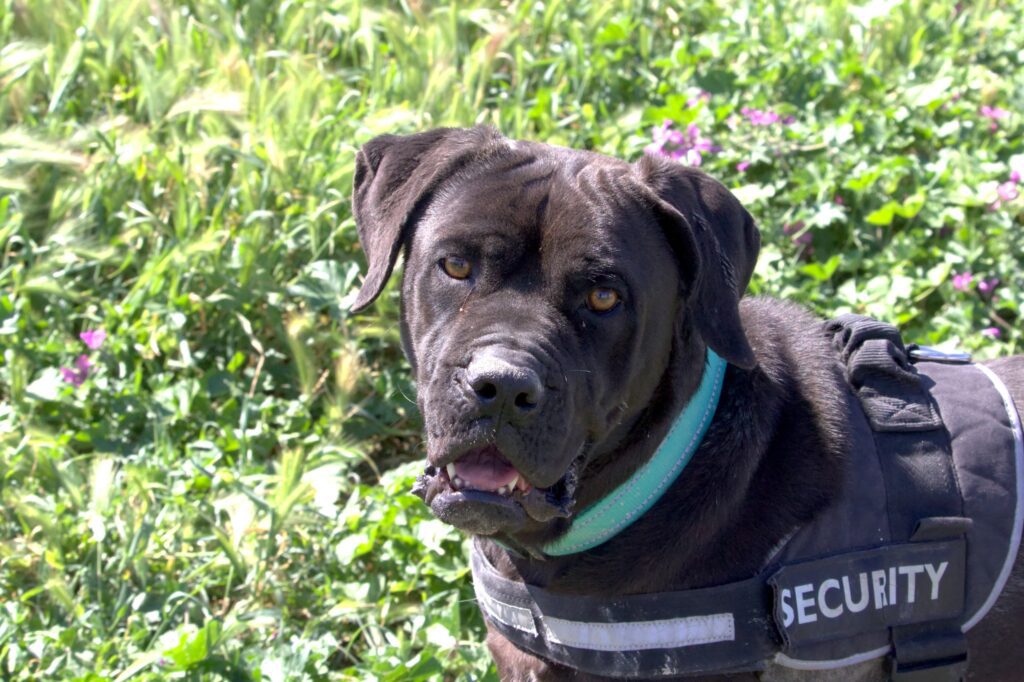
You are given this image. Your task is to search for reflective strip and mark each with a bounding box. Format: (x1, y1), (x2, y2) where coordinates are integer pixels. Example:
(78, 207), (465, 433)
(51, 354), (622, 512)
(542, 612), (735, 652)
(962, 363), (1024, 632)
(476, 589), (537, 636)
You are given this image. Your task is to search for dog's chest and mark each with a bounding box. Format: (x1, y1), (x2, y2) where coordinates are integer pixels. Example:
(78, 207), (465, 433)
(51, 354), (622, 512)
(473, 318), (1024, 680)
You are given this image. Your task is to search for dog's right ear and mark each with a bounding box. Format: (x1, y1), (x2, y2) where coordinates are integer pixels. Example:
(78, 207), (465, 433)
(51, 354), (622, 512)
(350, 126), (506, 313)
(635, 155), (761, 369)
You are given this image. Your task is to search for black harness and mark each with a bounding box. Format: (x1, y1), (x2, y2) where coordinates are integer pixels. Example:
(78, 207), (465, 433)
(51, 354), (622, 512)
(471, 315), (1023, 679)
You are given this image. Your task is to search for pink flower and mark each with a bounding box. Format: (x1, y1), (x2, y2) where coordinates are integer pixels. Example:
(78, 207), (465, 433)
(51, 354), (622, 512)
(736, 161), (751, 172)
(740, 106), (780, 126)
(645, 120), (714, 167)
(61, 354), (92, 387)
(981, 105), (1009, 120)
(834, 195), (845, 206)
(952, 272), (974, 291)
(80, 329), (106, 350)
(1010, 157), (1024, 184)
(686, 124), (714, 153)
(686, 91), (711, 108)
(981, 327), (1001, 339)
(783, 221), (812, 246)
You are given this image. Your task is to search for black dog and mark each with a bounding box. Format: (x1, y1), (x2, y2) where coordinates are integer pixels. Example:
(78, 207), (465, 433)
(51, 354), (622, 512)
(350, 127), (1024, 681)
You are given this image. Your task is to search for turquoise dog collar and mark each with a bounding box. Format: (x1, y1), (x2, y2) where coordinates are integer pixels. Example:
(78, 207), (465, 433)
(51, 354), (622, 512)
(542, 350), (727, 556)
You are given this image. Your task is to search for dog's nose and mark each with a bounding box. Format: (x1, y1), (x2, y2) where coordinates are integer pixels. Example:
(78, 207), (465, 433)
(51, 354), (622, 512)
(465, 352), (545, 421)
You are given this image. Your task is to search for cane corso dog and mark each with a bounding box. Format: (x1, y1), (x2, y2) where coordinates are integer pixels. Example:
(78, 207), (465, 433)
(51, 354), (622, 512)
(349, 126), (1024, 681)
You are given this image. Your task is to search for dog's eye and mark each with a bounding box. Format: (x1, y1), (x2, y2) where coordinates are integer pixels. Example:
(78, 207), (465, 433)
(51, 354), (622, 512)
(440, 256), (472, 280)
(586, 287), (620, 313)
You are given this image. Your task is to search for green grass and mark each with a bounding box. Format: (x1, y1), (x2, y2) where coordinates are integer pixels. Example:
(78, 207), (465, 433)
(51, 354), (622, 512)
(0, 0), (1021, 679)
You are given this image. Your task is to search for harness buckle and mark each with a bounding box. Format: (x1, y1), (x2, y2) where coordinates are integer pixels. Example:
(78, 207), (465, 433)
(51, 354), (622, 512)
(890, 629), (968, 682)
(890, 653), (967, 682)
(907, 345), (972, 364)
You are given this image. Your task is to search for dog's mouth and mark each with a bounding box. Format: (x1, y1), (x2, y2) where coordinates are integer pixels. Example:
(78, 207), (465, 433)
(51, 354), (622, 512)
(446, 444), (534, 496)
(412, 445), (579, 536)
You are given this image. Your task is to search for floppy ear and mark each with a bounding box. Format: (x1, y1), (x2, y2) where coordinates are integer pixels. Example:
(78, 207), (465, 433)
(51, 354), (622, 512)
(350, 126), (506, 313)
(635, 155), (761, 369)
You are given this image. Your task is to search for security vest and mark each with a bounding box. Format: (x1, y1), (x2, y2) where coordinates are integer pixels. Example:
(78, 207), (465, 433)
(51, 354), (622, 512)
(470, 315), (1024, 680)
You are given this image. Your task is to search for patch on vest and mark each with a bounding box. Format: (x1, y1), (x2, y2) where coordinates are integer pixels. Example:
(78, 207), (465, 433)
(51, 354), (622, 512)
(768, 539), (966, 647)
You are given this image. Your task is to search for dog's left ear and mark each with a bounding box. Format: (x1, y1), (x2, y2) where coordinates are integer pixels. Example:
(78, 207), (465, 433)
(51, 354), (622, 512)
(350, 126), (506, 313)
(635, 155), (760, 369)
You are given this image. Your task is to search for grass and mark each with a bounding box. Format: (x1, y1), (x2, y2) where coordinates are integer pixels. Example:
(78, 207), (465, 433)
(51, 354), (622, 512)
(0, 0), (1021, 679)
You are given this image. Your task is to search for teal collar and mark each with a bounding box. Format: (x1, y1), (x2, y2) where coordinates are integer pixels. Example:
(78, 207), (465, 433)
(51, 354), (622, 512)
(542, 350), (727, 556)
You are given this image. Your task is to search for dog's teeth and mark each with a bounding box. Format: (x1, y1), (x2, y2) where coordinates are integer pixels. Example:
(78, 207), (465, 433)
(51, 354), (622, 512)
(508, 474), (519, 490)
(452, 476), (464, 490)
(446, 463), (457, 479)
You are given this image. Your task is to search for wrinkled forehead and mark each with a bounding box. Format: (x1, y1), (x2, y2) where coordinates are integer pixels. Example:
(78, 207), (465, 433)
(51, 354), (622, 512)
(419, 150), (667, 271)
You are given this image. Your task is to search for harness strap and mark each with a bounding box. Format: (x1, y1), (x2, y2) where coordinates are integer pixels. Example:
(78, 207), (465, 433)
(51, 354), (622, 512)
(825, 314), (969, 681)
(474, 536), (971, 679)
(470, 541), (775, 679)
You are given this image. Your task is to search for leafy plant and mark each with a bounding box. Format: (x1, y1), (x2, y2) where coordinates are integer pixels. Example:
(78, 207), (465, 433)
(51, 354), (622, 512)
(0, 0), (1020, 678)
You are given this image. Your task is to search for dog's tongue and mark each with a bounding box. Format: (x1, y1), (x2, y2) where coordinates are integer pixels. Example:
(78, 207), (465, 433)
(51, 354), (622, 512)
(454, 446), (520, 491)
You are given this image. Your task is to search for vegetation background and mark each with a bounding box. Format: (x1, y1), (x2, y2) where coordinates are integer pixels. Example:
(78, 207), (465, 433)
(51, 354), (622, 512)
(1, 0), (1021, 679)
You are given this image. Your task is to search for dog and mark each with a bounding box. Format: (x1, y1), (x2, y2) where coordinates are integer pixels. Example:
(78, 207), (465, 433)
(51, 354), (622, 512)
(349, 126), (1024, 681)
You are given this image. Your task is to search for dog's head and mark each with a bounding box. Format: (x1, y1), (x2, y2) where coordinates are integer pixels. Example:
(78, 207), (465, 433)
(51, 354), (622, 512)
(351, 127), (759, 542)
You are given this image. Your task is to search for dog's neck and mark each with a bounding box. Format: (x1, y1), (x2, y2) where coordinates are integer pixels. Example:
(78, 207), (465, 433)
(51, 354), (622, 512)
(486, 299), (850, 596)
(576, 328), (709, 513)
(493, 327), (707, 554)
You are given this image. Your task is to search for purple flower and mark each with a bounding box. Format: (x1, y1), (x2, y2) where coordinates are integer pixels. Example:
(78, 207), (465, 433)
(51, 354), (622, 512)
(978, 277), (1000, 294)
(952, 272), (974, 291)
(644, 120), (676, 157)
(997, 181), (1019, 203)
(1012, 170), (1022, 184)
(741, 106), (781, 126)
(736, 160), (751, 172)
(686, 124), (714, 153)
(61, 354), (92, 387)
(981, 327), (1001, 339)
(645, 120), (714, 167)
(981, 105), (1009, 121)
(783, 221), (813, 259)
(80, 329), (106, 350)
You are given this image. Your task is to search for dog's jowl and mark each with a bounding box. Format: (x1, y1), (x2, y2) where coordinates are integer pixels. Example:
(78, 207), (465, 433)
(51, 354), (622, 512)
(351, 126), (1024, 681)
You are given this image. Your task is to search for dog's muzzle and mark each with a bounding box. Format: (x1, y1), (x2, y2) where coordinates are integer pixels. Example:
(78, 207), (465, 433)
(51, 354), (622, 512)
(411, 447), (581, 536)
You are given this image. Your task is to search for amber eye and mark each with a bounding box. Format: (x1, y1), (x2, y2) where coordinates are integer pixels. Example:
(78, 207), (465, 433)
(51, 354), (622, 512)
(440, 256), (472, 280)
(586, 287), (620, 313)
